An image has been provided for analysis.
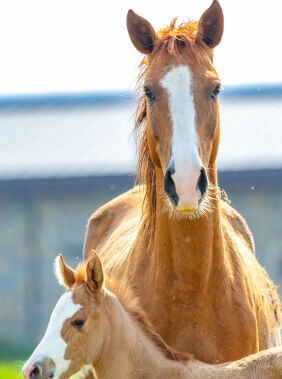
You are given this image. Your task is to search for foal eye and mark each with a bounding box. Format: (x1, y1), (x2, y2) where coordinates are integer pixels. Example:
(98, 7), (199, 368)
(71, 318), (85, 328)
(144, 86), (155, 105)
(211, 83), (221, 99)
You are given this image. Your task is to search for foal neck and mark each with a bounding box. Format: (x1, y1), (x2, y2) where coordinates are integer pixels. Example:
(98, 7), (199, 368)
(93, 291), (185, 379)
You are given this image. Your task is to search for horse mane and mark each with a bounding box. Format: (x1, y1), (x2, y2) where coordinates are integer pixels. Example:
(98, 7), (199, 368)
(107, 278), (194, 362)
(134, 19), (207, 236)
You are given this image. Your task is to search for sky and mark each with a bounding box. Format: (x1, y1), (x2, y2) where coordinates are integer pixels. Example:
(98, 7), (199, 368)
(0, 0), (282, 95)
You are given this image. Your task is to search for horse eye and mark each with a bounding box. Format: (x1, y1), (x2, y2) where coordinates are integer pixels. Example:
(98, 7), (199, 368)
(144, 86), (155, 105)
(211, 83), (221, 99)
(71, 318), (85, 328)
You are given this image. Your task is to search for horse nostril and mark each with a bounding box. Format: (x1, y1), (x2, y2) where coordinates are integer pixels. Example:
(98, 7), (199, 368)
(197, 167), (208, 197)
(30, 366), (39, 378)
(29, 364), (41, 379)
(164, 167), (179, 206)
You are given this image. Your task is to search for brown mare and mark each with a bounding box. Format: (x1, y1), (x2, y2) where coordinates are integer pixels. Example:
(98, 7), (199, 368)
(23, 252), (282, 379)
(83, 0), (281, 364)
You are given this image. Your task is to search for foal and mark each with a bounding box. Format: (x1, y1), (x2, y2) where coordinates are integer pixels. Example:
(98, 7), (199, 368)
(23, 251), (282, 379)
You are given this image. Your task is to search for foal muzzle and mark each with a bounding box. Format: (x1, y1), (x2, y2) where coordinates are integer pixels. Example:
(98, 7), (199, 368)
(22, 359), (55, 379)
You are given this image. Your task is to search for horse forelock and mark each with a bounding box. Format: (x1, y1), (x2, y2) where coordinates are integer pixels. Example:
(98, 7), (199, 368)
(73, 262), (87, 285)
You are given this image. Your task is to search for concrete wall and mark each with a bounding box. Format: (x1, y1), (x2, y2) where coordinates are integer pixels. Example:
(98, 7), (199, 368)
(219, 169), (282, 290)
(0, 176), (132, 351)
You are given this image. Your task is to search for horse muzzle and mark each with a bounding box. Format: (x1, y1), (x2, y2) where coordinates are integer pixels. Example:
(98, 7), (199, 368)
(164, 164), (208, 212)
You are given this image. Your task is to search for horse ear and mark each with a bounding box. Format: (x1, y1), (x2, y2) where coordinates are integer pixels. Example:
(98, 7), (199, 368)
(197, 0), (224, 48)
(54, 254), (75, 288)
(86, 250), (104, 291)
(127, 9), (157, 54)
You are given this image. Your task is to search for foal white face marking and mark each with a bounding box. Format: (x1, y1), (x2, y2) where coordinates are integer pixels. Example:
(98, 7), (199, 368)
(160, 65), (203, 210)
(23, 292), (81, 379)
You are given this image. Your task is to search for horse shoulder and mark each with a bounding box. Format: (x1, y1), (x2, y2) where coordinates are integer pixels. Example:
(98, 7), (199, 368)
(220, 201), (281, 348)
(83, 186), (142, 261)
(220, 200), (255, 254)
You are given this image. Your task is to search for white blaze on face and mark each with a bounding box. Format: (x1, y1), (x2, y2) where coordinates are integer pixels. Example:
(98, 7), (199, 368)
(160, 65), (203, 211)
(23, 292), (81, 379)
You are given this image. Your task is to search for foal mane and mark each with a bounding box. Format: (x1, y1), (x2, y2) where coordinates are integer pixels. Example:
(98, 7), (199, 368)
(134, 19), (208, 236)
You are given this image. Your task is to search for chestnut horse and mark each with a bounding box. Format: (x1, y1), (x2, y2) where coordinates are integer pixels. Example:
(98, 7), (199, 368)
(23, 252), (282, 379)
(83, 0), (281, 364)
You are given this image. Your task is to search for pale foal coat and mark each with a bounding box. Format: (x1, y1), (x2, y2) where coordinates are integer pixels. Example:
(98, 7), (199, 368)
(160, 65), (203, 211)
(22, 292), (81, 379)
(269, 313), (282, 347)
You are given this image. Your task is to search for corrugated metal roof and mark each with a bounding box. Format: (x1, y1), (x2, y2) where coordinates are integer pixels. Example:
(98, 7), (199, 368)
(219, 98), (282, 171)
(0, 102), (136, 179)
(0, 88), (281, 180)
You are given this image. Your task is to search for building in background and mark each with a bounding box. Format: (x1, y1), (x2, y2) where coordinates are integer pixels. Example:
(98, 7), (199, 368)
(0, 86), (282, 355)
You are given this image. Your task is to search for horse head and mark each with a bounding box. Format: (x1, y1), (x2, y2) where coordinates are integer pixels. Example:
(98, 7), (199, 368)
(128, 0), (224, 215)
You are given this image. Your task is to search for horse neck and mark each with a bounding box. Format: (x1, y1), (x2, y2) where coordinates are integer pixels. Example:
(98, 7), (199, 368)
(93, 291), (185, 379)
(150, 166), (227, 290)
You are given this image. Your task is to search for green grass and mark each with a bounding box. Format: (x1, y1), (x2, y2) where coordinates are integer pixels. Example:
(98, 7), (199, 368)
(0, 361), (80, 378)
(1, 361), (84, 379)
(0, 361), (23, 379)
(0, 341), (82, 378)
(0, 339), (32, 378)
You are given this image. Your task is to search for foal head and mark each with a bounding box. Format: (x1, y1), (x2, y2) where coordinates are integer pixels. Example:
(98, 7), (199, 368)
(128, 0), (224, 215)
(22, 252), (108, 379)
(23, 252), (194, 379)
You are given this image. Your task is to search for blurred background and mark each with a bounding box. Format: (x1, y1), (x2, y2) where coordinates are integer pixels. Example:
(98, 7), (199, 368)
(0, 0), (282, 371)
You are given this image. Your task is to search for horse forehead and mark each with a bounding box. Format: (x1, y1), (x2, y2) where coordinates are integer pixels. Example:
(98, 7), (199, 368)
(159, 65), (193, 94)
(49, 292), (81, 327)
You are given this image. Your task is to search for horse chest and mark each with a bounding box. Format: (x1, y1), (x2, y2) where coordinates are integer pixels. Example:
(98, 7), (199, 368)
(140, 285), (259, 363)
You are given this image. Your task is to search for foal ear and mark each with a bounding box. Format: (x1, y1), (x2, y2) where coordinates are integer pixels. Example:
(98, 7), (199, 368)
(86, 250), (104, 291)
(197, 0), (224, 48)
(54, 254), (75, 288)
(127, 9), (157, 54)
